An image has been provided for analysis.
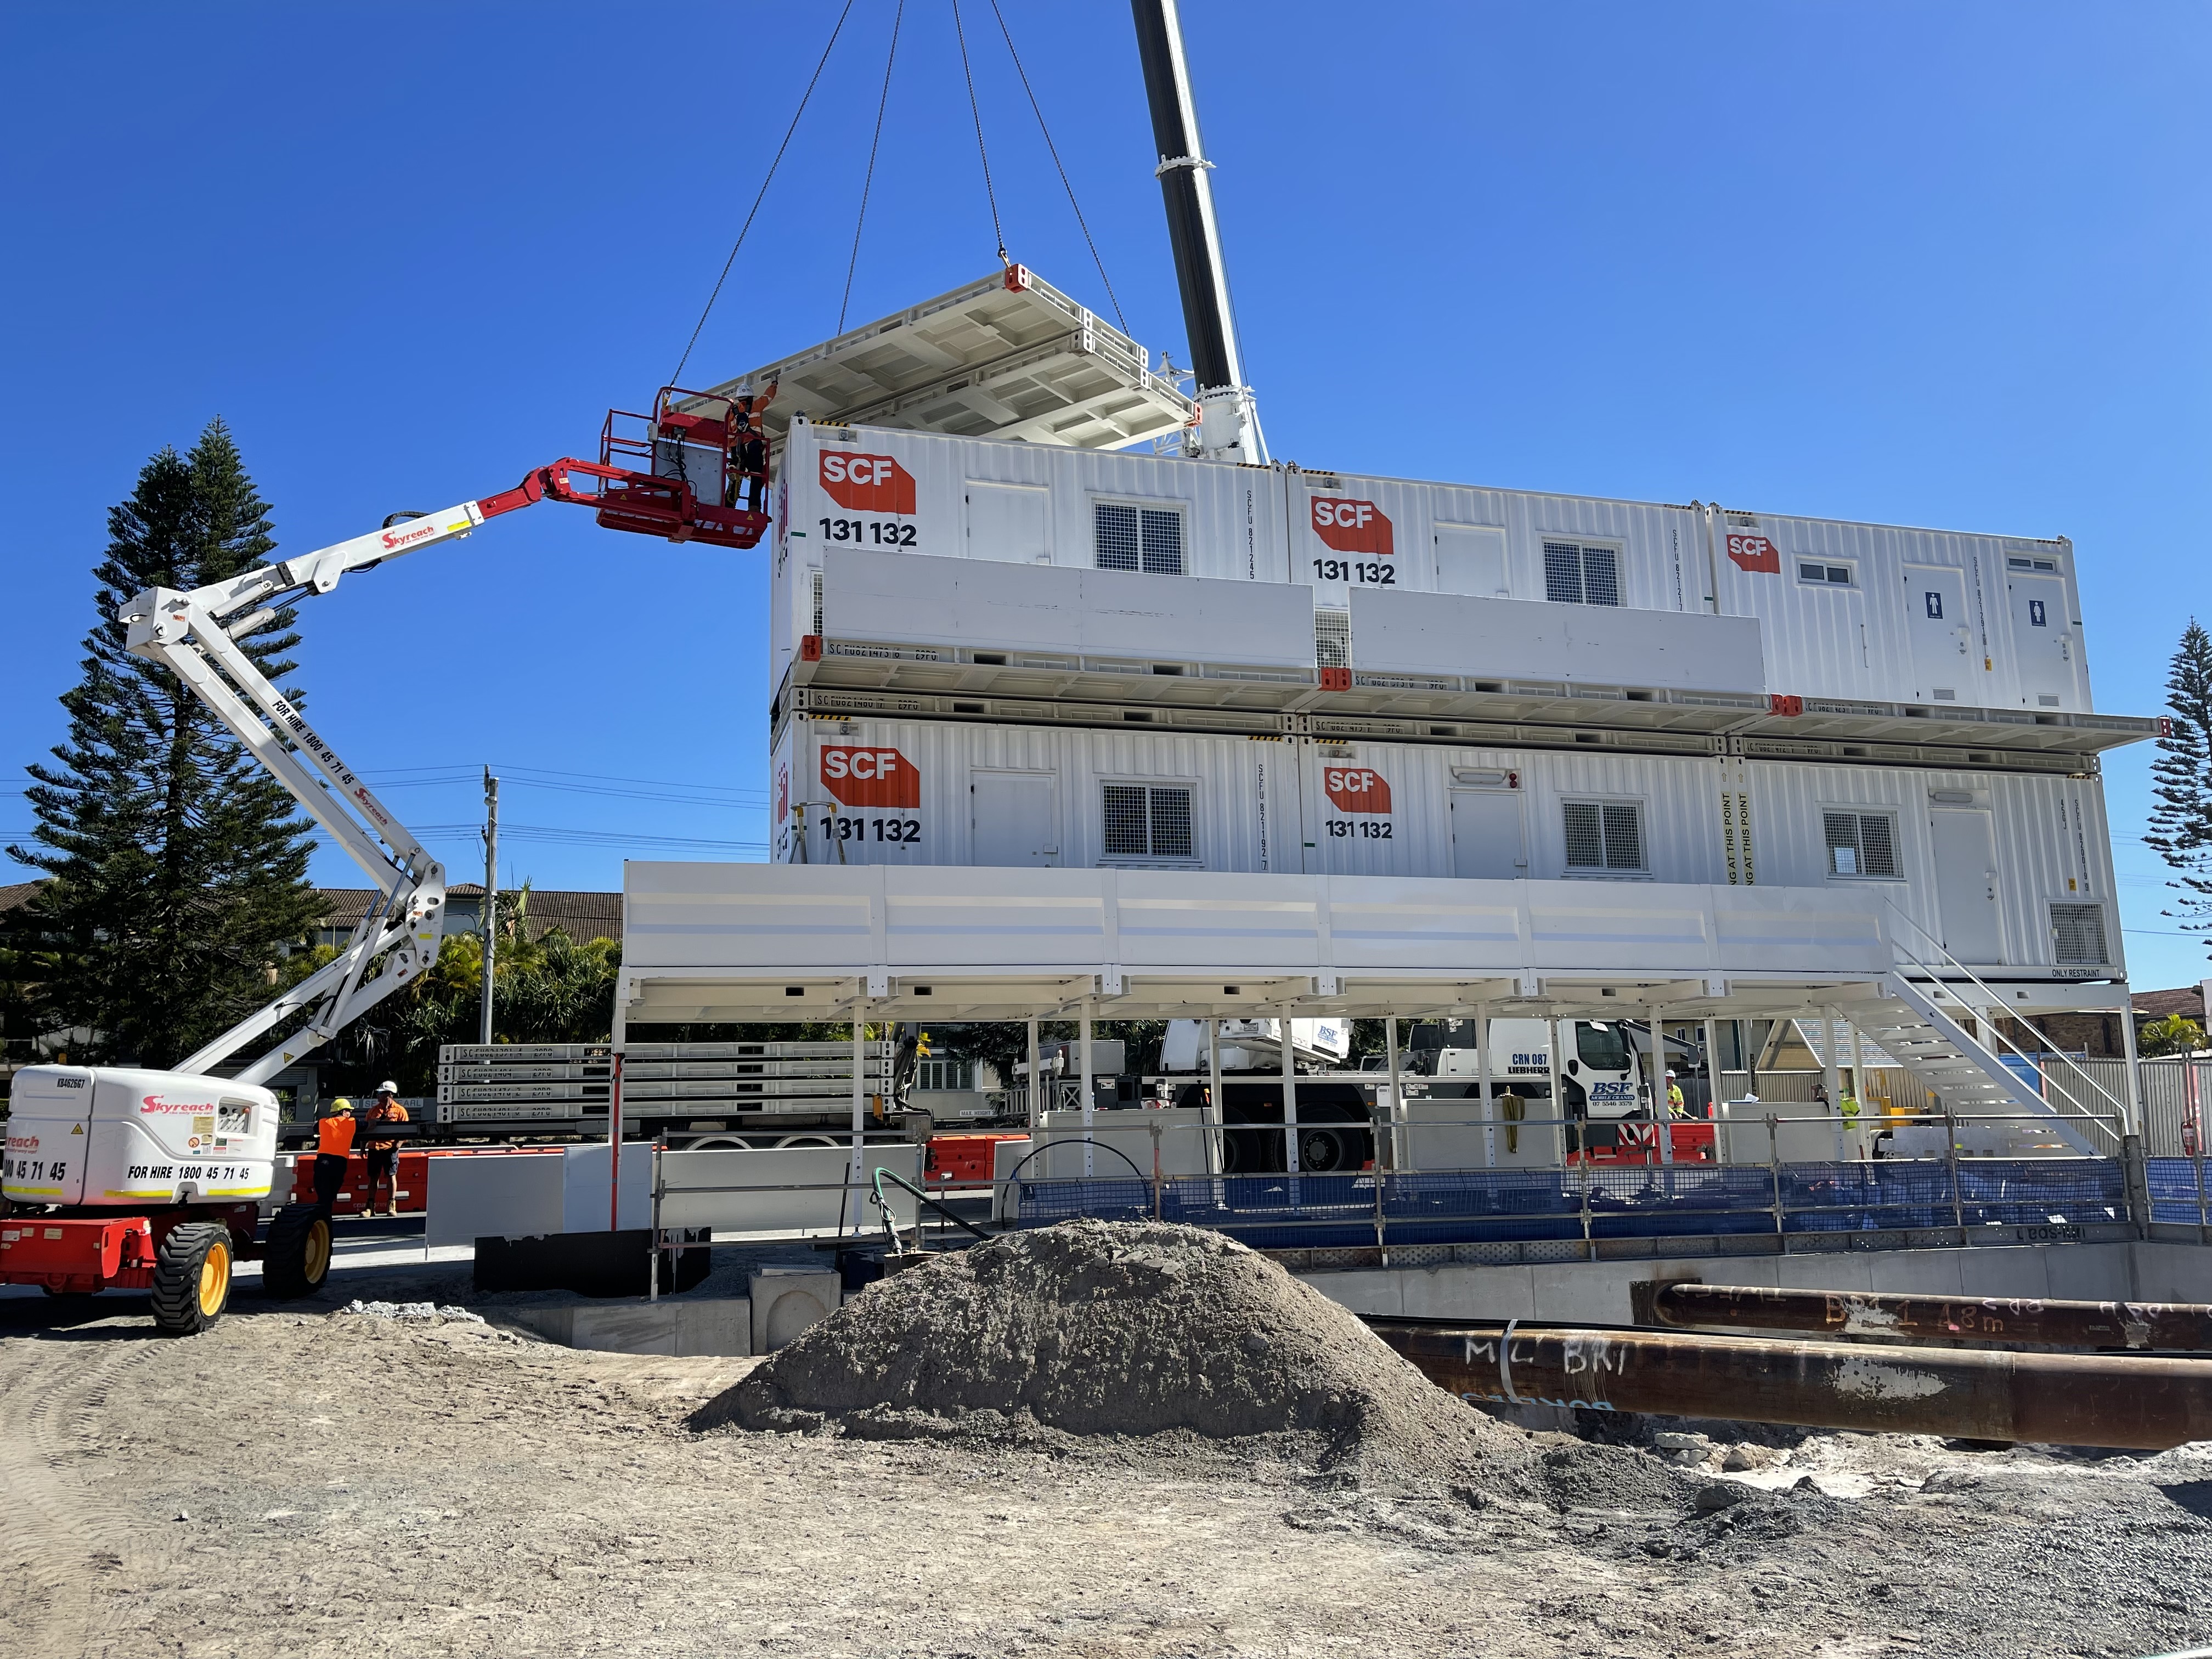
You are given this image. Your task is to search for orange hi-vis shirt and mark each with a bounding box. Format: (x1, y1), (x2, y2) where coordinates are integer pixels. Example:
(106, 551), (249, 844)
(366, 1101), (409, 1152)
(316, 1114), (358, 1157)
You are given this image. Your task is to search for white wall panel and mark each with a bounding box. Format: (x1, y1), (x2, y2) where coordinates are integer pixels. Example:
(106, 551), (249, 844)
(1348, 586), (1765, 692)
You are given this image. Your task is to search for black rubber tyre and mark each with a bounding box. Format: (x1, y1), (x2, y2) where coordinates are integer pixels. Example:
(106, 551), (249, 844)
(150, 1222), (232, 1336)
(1299, 1127), (1352, 1173)
(262, 1202), (333, 1300)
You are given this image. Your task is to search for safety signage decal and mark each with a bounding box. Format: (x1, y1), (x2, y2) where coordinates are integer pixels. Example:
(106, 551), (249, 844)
(819, 452), (917, 515)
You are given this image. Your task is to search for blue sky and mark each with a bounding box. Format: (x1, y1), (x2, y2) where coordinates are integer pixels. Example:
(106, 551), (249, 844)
(3, 3), (2207, 985)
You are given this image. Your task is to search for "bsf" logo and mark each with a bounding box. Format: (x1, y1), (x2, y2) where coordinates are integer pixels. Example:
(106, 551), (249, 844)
(820, 451), (916, 514)
(1323, 766), (1392, 814)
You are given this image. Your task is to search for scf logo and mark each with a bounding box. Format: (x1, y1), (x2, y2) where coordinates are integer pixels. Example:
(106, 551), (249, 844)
(820, 746), (919, 808)
(1724, 532), (1780, 575)
(1311, 497), (1393, 557)
(1323, 766), (1392, 814)
(819, 451), (916, 515)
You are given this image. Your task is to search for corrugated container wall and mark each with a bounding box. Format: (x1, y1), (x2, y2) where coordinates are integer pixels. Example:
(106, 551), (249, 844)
(771, 716), (2120, 978)
(771, 420), (2106, 715)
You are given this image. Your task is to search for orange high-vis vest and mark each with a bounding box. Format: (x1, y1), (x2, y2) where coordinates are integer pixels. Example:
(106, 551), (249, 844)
(316, 1114), (358, 1157)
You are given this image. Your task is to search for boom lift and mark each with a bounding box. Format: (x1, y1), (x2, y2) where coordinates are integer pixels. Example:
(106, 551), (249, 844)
(0, 386), (774, 1333)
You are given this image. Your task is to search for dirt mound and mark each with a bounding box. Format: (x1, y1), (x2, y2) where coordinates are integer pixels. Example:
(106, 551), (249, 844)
(695, 1220), (1538, 1491)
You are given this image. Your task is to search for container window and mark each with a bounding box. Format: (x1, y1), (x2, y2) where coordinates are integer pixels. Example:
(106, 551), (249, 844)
(1096, 502), (1183, 575)
(2049, 902), (2107, 967)
(1103, 783), (1195, 860)
(1824, 810), (1899, 878)
(1797, 561), (1853, 586)
(1542, 541), (1620, 607)
(1314, 609), (1351, 668)
(916, 1059), (975, 1092)
(1563, 799), (1644, 871)
(2008, 555), (2061, 573)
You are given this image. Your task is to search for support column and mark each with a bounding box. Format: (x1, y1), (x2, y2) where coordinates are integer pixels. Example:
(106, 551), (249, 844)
(1476, 1003), (1496, 1169)
(1206, 1017), (1224, 1176)
(1703, 1017), (1722, 1119)
(1652, 1005), (1674, 1165)
(1081, 1001), (1096, 1177)
(1026, 1017), (1041, 1130)
(1280, 1004), (1301, 1177)
(1844, 1013), (1865, 1158)
(1384, 1014), (1405, 1173)
(1821, 1004), (1846, 1161)
(848, 1018), (866, 1232)
(2119, 988), (2146, 1140)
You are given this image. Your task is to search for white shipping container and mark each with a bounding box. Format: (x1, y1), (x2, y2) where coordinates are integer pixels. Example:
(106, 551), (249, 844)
(771, 421), (2116, 716)
(770, 715), (2121, 979)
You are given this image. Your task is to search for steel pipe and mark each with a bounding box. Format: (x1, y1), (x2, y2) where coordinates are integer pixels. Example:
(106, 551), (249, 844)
(1644, 1282), (2212, 1352)
(1368, 1321), (2212, 1449)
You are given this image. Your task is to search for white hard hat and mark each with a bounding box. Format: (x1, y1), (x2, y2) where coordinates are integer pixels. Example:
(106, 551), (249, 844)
(376, 1081), (399, 1094)
(1665, 1070), (1677, 1078)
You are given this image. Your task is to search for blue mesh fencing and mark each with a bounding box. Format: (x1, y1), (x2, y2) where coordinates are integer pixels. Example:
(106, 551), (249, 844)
(1014, 1159), (2134, 1247)
(2148, 1157), (2210, 1227)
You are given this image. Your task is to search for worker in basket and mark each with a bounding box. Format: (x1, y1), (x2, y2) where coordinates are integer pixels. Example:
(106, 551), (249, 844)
(365, 1082), (409, 1217)
(312, 1098), (357, 1211)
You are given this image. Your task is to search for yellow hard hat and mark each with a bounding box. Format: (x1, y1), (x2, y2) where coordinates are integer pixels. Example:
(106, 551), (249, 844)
(331, 1097), (354, 1113)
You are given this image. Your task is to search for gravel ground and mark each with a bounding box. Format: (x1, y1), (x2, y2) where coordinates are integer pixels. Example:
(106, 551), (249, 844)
(4, 1246), (2211, 1657)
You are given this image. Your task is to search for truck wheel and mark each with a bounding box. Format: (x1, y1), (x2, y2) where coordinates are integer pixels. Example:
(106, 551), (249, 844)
(262, 1203), (333, 1300)
(151, 1222), (232, 1335)
(1298, 1127), (1351, 1173)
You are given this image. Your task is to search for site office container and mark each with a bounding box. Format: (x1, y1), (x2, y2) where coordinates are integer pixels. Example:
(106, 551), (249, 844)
(1707, 506), (2091, 714)
(769, 715), (2122, 979)
(771, 419), (2110, 717)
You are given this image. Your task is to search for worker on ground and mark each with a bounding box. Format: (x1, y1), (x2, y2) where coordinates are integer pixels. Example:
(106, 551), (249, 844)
(365, 1082), (408, 1217)
(312, 1098), (357, 1211)
(1664, 1069), (1689, 1119)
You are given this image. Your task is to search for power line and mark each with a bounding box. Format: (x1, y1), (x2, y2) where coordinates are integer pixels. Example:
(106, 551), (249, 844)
(839, 0), (906, 335)
(669, 1), (857, 386)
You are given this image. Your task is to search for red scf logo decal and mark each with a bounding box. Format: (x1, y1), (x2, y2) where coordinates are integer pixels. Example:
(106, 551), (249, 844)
(1311, 497), (1393, 556)
(1725, 533), (1780, 574)
(821, 746), (919, 808)
(820, 452), (916, 515)
(1323, 766), (1392, 814)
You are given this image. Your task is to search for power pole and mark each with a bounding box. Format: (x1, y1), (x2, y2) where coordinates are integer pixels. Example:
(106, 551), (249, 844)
(479, 768), (499, 1045)
(1130, 0), (1265, 464)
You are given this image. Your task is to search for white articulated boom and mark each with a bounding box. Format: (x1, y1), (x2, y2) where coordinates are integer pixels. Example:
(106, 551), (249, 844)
(112, 383), (779, 1086)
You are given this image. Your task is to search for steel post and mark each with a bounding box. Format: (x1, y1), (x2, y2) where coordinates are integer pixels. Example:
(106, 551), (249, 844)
(1368, 1321), (2212, 1449)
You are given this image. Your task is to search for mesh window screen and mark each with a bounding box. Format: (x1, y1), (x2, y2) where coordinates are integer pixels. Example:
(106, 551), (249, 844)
(1823, 811), (1861, 875)
(1140, 509), (1183, 575)
(1600, 802), (1643, 868)
(1148, 787), (1194, 858)
(1562, 801), (1604, 867)
(1314, 609), (1351, 668)
(1102, 783), (1149, 855)
(1096, 503), (1141, 570)
(810, 569), (824, 637)
(1543, 540), (1583, 605)
(2050, 902), (2108, 966)
(1582, 546), (1620, 607)
(1858, 814), (1897, 877)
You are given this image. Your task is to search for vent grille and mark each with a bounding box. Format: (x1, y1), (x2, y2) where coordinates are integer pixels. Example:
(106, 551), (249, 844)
(1314, 608), (1351, 668)
(1822, 810), (1899, 878)
(1103, 783), (1194, 859)
(1095, 503), (1183, 574)
(810, 569), (824, 637)
(1542, 540), (1621, 607)
(2050, 902), (2108, 967)
(1564, 800), (1644, 870)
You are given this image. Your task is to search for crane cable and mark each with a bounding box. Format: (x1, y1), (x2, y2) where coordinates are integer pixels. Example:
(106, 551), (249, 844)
(838, 0), (907, 335)
(950, 0), (1007, 267)
(670, 0), (857, 386)
(986, 0), (1128, 336)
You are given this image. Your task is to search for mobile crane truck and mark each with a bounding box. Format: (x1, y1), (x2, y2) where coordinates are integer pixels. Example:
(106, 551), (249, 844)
(0, 386), (775, 1332)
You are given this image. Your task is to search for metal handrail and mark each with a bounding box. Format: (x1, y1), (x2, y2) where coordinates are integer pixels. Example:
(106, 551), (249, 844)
(1881, 902), (2130, 1150)
(869, 1164), (992, 1256)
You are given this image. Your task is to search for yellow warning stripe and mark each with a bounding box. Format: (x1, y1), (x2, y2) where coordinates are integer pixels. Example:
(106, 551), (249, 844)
(7, 1186), (64, 1197)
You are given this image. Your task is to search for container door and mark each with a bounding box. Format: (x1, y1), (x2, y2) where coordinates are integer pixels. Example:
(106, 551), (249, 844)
(966, 482), (1051, 565)
(1904, 566), (1973, 703)
(1931, 809), (2004, 964)
(971, 771), (1058, 866)
(1450, 790), (1525, 879)
(2006, 572), (2076, 709)
(1434, 524), (1508, 597)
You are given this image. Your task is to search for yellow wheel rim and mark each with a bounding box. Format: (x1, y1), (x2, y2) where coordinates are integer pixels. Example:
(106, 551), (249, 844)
(198, 1240), (231, 1317)
(304, 1219), (331, 1281)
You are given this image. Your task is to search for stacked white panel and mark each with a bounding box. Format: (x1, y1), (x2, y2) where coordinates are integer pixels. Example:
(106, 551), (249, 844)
(769, 717), (2121, 978)
(771, 420), (2110, 715)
